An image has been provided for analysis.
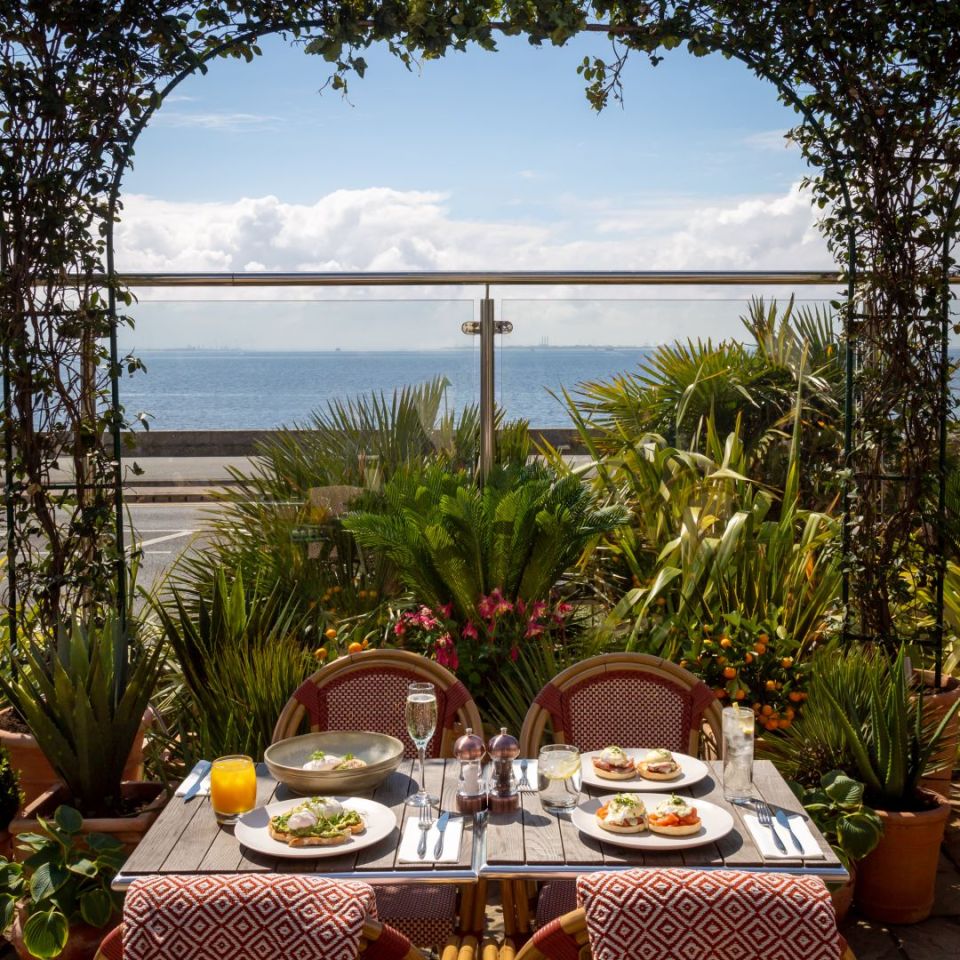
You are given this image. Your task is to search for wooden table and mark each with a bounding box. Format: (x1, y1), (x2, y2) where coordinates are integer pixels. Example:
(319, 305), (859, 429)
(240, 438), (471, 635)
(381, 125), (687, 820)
(116, 759), (478, 887)
(481, 760), (847, 934)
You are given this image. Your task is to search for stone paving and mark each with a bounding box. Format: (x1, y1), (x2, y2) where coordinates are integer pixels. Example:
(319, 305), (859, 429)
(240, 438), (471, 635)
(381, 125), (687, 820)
(841, 785), (960, 960)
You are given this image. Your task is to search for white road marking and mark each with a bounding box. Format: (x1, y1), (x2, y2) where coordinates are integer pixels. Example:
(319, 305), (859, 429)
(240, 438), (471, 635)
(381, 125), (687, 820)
(135, 530), (194, 549)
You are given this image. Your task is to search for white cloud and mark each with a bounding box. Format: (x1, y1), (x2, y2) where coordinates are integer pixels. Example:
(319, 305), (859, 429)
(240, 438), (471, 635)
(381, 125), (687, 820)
(152, 111), (282, 131)
(113, 184), (837, 349)
(744, 129), (796, 151)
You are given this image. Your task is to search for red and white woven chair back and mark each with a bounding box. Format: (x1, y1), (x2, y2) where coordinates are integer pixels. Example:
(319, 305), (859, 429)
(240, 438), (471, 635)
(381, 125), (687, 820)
(577, 869), (841, 960)
(534, 669), (714, 754)
(123, 874), (378, 960)
(292, 665), (472, 758)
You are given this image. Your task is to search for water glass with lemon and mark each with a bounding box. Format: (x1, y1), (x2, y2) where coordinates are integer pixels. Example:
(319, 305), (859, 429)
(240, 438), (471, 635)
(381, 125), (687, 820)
(537, 744), (582, 813)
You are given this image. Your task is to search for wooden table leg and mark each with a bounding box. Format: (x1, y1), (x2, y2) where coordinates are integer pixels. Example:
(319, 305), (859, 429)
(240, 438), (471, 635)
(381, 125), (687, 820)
(472, 878), (488, 935)
(513, 879), (531, 934)
(459, 882), (476, 935)
(501, 878), (517, 937)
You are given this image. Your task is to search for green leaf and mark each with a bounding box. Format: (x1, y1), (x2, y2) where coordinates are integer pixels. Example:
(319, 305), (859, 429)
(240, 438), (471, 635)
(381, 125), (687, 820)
(79, 889), (114, 928)
(22, 908), (69, 960)
(836, 812), (884, 860)
(67, 858), (97, 878)
(29, 862), (69, 903)
(0, 892), (19, 930)
(822, 771), (864, 807)
(53, 807), (83, 836)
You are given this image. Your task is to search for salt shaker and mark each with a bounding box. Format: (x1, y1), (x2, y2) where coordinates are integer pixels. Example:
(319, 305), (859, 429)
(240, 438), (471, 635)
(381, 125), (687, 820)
(487, 727), (520, 812)
(453, 728), (487, 814)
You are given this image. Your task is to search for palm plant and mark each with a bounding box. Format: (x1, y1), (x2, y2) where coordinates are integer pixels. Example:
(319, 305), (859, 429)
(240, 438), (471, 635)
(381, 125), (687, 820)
(153, 570), (314, 762)
(343, 462), (628, 623)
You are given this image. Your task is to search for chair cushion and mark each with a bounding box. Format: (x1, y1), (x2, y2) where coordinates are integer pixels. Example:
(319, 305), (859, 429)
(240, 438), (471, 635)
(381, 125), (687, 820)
(374, 883), (457, 948)
(577, 868), (841, 960)
(123, 874), (377, 960)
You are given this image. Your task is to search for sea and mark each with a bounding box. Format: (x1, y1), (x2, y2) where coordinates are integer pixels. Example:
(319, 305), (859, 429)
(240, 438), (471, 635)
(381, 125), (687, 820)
(122, 348), (652, 430)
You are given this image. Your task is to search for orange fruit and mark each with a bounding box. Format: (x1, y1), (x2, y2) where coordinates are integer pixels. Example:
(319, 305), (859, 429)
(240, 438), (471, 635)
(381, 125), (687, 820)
(324, 627), (337, 640)
(780, 657), (794, 668)
(765, 718), (780, 731)
(314, 646), (328, 661)
(752, 702), (762, 713)
(722, 666), (737, 680)
(778, 718), (792, 729)
(744, 652), (754, 664)
(717, 656), (727, 666)
(714, 688), (727, 699)
(765, 679), (777, 691)
(679, 659), (688, 668)
(784, 707), (796, 720)
(761, 704), (774, 716)
(362, 638), (370, 649)
(703, 638), (713, 647)
(733, 689), (746, 701)
(347, 641), (364, 655)
(758, 632), (769, 643)
(788, 691), (803, 703)
(719, 636), (732, 649)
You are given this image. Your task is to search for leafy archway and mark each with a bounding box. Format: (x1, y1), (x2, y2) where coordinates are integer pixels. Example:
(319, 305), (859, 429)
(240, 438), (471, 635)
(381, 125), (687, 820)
(1, 3), (958, 678)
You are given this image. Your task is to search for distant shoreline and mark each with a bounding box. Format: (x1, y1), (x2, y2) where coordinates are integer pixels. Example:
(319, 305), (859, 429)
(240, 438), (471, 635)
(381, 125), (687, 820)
(123, 344), (655, 353)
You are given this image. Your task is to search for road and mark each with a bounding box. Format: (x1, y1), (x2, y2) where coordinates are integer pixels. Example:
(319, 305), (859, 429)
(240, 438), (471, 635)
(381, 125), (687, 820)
(127, 501), (214, 593)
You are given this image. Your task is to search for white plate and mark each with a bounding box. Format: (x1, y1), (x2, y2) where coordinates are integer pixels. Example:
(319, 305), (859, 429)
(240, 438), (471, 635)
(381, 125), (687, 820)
(234, 796), (396, 859)
(571, 794), (734, 851)
(580, 749), (709, 791)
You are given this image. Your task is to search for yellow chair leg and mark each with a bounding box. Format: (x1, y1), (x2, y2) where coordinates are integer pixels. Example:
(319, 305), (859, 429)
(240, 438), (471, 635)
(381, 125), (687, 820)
(501, 879), (517, 937)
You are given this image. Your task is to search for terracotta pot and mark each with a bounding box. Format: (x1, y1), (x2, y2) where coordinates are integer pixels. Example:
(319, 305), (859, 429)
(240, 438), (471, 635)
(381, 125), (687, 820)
(9, 781), (167, 855)
(0, 708), (154, 808)
(9, 905), (115, 960)
(916, 671), (960, 798)
(828, 865), (856, 923)
(854, 789), (951, 924)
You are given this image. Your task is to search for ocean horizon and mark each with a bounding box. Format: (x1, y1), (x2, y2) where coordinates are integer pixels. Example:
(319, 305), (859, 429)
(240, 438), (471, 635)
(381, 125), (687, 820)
(122, 347), (653, 430)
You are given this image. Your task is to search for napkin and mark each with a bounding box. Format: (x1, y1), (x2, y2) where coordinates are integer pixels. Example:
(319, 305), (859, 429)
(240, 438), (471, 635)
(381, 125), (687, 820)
(742, 809), (825, 859)
(175, 760), (211, 797)
(397, 815), (464, 863)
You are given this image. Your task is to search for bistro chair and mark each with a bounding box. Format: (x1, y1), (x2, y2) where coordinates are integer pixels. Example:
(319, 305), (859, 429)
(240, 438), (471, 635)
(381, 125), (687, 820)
(516, 652), (723, 935)
(500, 869), (854, 960)
(518, 652), (721, 758)
(96, 874), (428, 960)
(272, 648), (485, 948)
(273, 647), (483, 756)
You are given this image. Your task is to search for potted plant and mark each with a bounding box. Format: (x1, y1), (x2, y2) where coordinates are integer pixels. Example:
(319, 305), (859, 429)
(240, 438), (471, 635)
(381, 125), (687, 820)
(0, 805), (125, 960)
(816, 644), (960, 924)
(0, 748), (22, 858)
(789, 770), (883, 921)
(0, 612), (166, 847)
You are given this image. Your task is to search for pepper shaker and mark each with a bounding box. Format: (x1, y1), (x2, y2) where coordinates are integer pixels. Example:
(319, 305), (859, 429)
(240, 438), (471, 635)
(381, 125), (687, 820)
(487, 727), (520, 812)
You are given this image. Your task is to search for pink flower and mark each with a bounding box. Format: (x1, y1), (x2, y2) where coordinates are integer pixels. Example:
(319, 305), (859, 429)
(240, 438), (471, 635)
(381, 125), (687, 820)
(495, 597), (514, 616)
(529, 600), (547, 620)
(556, 602), (573, 617)
(478, 594), (497, 620)
(462, 621), (478, 640)
(525, 619), (545, 638)
(393, 622), (407, 637)
(516, 598), (526, 616)
(435, 633), (459, 671)
(439, 603), (454, 619)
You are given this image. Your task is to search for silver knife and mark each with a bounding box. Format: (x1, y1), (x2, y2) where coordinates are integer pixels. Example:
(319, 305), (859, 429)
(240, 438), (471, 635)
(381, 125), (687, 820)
(775, 808), (805, 853)
(433, 811), (451, 859)
(182, 760), (211, 801)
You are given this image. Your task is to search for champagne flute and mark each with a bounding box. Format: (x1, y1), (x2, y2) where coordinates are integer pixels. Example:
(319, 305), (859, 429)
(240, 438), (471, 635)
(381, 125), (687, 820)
(405, 681), (439, 808)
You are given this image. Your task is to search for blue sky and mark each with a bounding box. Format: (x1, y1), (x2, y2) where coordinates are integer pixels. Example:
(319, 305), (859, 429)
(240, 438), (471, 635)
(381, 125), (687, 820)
(115, 33), (836, 349)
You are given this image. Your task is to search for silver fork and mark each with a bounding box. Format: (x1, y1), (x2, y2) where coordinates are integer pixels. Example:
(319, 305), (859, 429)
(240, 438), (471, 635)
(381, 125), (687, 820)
(416, 803), (432, 859)
(756, 800), (787, 854)
(517, 758), (531, 791)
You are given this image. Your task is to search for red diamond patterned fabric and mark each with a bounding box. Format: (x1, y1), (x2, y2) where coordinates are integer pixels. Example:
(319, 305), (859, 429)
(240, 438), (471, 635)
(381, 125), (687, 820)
(123, 874), (378, 960)
(536, 671), (700, 753)
(576, 869), (841, 960)
(294, 669), (458, 758)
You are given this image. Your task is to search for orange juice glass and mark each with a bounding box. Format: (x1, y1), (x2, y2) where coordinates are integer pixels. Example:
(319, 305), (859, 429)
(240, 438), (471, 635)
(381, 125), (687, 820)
(210, 755), (257, 824)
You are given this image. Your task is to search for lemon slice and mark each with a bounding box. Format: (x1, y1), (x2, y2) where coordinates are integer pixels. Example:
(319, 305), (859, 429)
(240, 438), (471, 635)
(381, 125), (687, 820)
(544, 758), (581, 781)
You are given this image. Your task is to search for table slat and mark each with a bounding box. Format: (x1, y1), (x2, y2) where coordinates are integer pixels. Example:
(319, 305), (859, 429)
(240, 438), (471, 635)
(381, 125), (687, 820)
(520, 792), (564, 866)
(199, 769), (279, 873)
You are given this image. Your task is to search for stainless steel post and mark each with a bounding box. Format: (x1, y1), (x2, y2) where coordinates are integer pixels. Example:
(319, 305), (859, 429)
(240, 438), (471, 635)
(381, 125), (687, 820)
(479, 295), (495, 483)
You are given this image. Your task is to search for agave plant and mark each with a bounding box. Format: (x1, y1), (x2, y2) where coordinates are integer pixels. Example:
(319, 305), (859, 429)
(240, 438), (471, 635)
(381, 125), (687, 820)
(0, 613), (163, 817)
(343, 462), (628, 623)
(815, 644), (960, 811)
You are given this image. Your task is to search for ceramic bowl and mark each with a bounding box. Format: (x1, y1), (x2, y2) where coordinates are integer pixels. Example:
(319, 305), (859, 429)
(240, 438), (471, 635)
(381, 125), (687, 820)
(264, 731), (405, 794)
